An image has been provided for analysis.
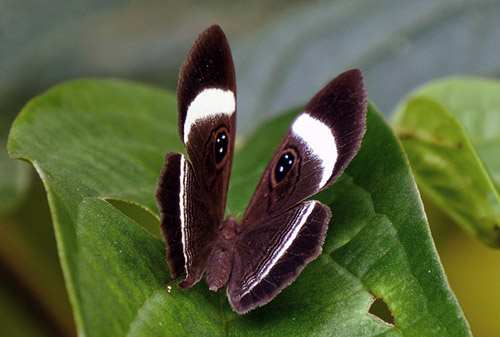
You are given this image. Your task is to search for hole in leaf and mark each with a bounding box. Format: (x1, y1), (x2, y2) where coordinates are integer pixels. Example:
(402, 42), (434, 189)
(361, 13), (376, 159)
(107, 199), (161, 238)
(368, 297), (394, 326)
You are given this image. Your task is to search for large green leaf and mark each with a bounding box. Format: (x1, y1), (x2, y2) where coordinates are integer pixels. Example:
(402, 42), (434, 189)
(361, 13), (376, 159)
(392, 78), (500, 247)
(8, 80), (470, 336)
(8, 80), (179, 337)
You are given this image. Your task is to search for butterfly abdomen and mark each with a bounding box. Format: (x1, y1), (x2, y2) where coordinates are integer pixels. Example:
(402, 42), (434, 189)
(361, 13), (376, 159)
(205, 216), (239, 291)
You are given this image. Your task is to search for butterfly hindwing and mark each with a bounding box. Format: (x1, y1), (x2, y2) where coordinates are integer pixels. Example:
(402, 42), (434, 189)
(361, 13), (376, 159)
(156, 153), (218, 287)
(228, 201), (331, 313)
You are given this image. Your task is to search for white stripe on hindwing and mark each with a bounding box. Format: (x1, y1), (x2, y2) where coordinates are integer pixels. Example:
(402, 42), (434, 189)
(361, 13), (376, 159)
(291, 113), (337, 189)
(179, 156), (190, 278)
(240, 201), (317, 297)
(184, 88), (235, 144)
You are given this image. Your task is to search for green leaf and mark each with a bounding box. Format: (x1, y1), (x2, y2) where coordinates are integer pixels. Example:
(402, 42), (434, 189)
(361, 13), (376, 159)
(392, 78), (500, 247)
(8, 79), (181, 337)
(229, 103), (470, 336)
(8, 80), (470, 336)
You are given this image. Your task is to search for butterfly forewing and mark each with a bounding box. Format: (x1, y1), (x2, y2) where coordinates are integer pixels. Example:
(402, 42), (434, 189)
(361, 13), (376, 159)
(241, 69), (367, 225)
(157, 25), (236, 288)
(177, 25), (236, 221)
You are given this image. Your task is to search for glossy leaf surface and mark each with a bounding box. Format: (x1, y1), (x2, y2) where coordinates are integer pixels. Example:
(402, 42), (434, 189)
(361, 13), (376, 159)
(8, 80), (470, 336)
(392, 78), (500, 247)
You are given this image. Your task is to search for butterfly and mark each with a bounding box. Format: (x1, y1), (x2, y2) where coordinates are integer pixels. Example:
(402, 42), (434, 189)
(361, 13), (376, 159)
(156, 25), (367, 314)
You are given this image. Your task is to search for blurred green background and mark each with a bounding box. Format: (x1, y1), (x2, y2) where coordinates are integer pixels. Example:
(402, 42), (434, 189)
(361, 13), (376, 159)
(1, 1), (500, 336)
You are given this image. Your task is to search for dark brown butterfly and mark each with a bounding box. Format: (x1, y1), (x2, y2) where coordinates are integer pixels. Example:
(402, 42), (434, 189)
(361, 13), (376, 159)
(156, 25), (367, 314)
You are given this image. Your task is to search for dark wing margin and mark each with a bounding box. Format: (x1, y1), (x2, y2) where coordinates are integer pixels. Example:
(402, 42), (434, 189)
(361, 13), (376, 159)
(228, 201), (331, 314)
(156, 152), (217, 288)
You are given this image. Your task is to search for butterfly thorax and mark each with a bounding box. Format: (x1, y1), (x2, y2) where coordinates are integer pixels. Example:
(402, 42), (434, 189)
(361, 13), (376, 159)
(220, 215), (239, 240)
(205, 215), (240, 291)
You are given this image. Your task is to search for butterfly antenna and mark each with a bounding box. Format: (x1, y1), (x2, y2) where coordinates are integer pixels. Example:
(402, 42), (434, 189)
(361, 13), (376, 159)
(235, 209), (244, 220)
(226, 204), (245, 220)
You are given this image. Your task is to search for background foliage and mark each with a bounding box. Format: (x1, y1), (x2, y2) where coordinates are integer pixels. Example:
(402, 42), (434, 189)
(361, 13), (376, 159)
(2, 0), (500, 336)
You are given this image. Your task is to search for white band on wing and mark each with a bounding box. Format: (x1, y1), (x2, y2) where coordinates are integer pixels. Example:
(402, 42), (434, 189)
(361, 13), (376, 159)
(179, 155), (190, 278)
(183, 88), (235, 144)
(291, 113), (337, 189)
